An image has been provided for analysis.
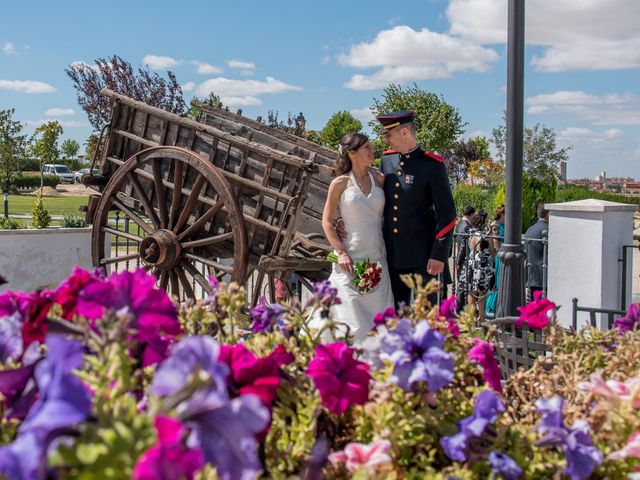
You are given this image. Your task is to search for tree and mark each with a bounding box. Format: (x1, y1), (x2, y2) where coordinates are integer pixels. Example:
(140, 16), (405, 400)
(318, 111), (362, 150)
(32, 121), (63, 188)
(370, 83), (466, 152)
(493, 174), (557, 232)
(84, 133), (101, 162)
(491, 121), (570, 182)
(467, 158), (504, 189)
(441, 137), (491, 185)
(265, 110), (308, 138)
(61, 139), (80, 159)
(66, 55), (186, 131)
(0, 109), (30, 194)
(188, 92), (224, 122)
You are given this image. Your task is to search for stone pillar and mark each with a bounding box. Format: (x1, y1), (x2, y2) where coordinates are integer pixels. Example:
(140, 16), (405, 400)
(546, 199), (637, 330)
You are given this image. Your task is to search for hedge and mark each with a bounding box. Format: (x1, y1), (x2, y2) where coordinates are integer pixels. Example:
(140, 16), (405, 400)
(452, 184), (496, 217)
(11, 174), (59, 190)
(556, 185), (640, 205)
(494, 174), (557, 232)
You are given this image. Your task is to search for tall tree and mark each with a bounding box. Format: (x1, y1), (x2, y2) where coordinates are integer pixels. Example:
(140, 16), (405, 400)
(188, 92), (224, 122)
(319, 111), (362, 150)
(491, 121), (570, 182)
(370, 83), (466, 152)
(85, 133), (100, 161)
(66, 55), (186, 131)
(441, 137), (491, 185)
(0, 109), (30, 193)
(61, 139), (80, 159)
(32, 121), (63, 188)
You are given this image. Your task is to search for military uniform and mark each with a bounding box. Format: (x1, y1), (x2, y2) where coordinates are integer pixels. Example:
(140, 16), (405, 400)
(377, 111), (457, 306)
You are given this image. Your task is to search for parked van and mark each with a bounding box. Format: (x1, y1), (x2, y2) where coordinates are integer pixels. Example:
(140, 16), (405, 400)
(42, 164), (75, 184)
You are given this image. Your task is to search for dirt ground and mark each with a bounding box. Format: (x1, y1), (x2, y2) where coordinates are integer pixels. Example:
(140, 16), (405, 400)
(54, 183), (95, 196)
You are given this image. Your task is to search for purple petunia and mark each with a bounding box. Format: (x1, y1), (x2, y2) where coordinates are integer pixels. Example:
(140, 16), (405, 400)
(440, 390), (505, 462)
(0, 335), (92, 480)
(488, 451), (523, 480)
(535, 395), (603, 480)
(250, 296), (286, 333)
(152, 336), (269, 480)
(306, 280), (341, 317)
(379, 319), (454, 392)
(613, 304), (640, 333)
(0, 313), (22, 363)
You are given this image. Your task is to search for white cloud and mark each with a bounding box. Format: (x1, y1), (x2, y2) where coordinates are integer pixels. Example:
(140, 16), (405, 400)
(3, 42), (17, 55)
(350, 107), (375, 124)
(25, 119), (89, 128)
(338, 25), (498, 90)
(0, 80), (55, 93)
(447, 0), (640, 71)
(388, 15), (402, 26)
(192, 61), (222, 75)
(558, 126), (625, 142)
(467, 130), (488, 139)
(181, 81), (196, 92)
(45, 108), (74, 116)
(194, 76), (302, 107)
(527, 90), (640, 126)
(69, 60), (100, 72)
(142, 55), (181, 70)
(227, 60), (256, 71)
(321, 55), (331, 65)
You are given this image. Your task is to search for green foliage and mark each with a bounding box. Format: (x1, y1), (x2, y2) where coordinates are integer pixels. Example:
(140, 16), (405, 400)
(452, 184), (496, 216)
(12, 174), (59, 190)
(0, 109), (31, 191)
(31, 193), (52, 228)
(493, 174), (557, 232)
(188, 92), (224, 122)
(61, 138), (81, 159)
(61, 212), (87, 228)
(85, 133), (101, 162)
(557, 185), (639, 205)
(319, 111), (362, 150)
(32, 121), (64, 165)
(0, 217), (25, 229)
(370, 83), (466, 152)
(492, 121), (570, 182)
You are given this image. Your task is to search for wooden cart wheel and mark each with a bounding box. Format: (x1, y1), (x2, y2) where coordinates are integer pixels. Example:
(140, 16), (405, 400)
(92, 146), (248, 300)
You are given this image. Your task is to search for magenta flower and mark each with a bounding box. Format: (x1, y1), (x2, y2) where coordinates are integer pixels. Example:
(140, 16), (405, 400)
(609, 432), (640, 460)
(306, 342), (370, 414)
(515, 290), (556, 329)
(329, 439), (392, 473)
(250, 296), (286, 333)
(132, 416), (204, 480)
(468, 338), (503, 392)
(613, 304), (640, 333)
(53, 267), (101, 321)
(78, 269), (180, 366)
(219, 344), (293, 408)
(439, 295), (460, 338)
(373, 307), (397, 330)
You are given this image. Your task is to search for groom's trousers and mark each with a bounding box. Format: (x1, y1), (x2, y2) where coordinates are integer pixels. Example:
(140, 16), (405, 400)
(389, 266), (438, 309)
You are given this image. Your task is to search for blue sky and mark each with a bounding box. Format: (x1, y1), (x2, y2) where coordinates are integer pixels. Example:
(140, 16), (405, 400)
(1, 0), (639, 179)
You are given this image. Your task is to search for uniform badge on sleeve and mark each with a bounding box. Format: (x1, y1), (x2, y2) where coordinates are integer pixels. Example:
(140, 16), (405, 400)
(405, 174), (414, 185)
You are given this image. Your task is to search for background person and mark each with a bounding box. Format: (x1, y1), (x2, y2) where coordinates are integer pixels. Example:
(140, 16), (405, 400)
(524, 203), (549, 299)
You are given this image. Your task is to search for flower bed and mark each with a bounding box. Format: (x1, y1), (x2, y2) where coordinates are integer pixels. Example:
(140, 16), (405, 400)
(1, 268), (640, 479)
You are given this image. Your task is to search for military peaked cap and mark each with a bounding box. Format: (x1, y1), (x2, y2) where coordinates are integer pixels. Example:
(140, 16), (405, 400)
(376, 110), (415, 131)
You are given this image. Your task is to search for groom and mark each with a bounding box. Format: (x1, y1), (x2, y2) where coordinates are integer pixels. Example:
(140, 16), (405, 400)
(376, 110), (457, 308)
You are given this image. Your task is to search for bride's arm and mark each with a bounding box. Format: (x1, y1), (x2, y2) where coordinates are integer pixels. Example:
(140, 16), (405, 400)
(322, 176), (353, 273)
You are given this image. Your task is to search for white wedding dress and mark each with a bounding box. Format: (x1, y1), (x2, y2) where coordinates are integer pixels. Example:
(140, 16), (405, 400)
(317, 171), (395, 344)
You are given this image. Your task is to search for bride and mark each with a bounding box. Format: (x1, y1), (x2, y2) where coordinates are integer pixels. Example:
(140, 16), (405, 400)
(317, 132), (394, 343)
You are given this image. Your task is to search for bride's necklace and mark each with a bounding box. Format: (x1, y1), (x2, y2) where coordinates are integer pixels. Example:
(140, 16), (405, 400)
(352, 171), (371, 195)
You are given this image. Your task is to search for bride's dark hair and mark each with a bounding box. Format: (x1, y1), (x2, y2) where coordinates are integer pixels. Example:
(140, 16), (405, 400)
(335, 132), (369, 176)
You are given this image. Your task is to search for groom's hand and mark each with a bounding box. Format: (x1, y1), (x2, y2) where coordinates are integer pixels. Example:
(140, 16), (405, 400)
(427, 259), (445, 276)
(334, 218), (348, 240)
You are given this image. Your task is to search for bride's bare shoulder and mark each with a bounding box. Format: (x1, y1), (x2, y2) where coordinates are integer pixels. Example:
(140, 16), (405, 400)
(329, 175), (351, 193)
(369, 167), (385, 187)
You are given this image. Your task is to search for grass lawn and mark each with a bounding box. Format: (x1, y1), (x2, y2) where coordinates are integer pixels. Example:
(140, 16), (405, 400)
(7, 195), (88, 216)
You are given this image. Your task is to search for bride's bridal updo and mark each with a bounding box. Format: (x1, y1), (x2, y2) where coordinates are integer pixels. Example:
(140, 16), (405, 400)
(335, 132), (370, 176)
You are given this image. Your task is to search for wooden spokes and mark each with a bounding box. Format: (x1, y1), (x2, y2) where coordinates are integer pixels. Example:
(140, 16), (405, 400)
(91, 146), (248, 301)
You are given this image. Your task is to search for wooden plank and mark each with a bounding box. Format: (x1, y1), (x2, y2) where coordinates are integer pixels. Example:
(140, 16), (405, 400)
(258, 255), (330, 272)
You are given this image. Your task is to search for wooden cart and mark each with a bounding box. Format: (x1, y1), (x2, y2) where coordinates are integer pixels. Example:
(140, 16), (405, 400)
(85, 89), (338, 303)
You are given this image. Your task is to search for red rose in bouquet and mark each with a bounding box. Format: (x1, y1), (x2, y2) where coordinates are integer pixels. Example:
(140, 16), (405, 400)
(327, 253), (382, 295)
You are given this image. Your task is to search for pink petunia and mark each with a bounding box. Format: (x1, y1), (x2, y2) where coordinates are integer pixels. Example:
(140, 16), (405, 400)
(609, 432), (640, 460)
(53, 267), (101, 321)
(132, 416), (204, 480)
(306, 342), (370, 414)
(439, 295), (460, 338)
(329, 439), (392, 473)
(77, 269), (180, 366)
(468, 338), (503, 392)
(372, 307), (397, 330)
(515, 290), (556, 329)
(577, 372), (640, 408)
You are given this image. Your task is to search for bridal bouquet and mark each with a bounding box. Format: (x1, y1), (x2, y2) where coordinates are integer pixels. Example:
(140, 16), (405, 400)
(327, 252), (383, 294)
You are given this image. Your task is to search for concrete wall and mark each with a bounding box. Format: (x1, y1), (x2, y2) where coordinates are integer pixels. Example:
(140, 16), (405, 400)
(0, 227), (93, 292)
(546, 199), (636, 330)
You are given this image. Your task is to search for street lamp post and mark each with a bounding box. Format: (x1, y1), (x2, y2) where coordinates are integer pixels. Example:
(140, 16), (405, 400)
(496, 0), (526, 317)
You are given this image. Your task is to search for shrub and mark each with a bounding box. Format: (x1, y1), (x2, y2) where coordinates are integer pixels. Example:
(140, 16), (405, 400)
(493, 174), (557, 232)
(31, 193), (52, 228)
(12, 174), (59, 191)
(557, 185), (640, 205)
(452, 184), (496, 216)
(61, 212), (87, 228)
(0, 217), (25, 229)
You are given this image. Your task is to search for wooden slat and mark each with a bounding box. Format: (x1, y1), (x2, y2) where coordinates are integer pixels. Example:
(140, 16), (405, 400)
(173, 174), (207, 233)
(127, 171), (161, 228)
(181, 232), (234, 249)
(152, 159), (168, 228)
(177, 201), (224, 241)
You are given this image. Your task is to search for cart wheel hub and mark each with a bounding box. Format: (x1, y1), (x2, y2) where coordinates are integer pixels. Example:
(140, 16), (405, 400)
(139, 229), (181, 269)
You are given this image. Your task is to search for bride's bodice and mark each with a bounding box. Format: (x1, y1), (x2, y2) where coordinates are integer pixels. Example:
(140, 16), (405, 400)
(340, 171), (386, 260)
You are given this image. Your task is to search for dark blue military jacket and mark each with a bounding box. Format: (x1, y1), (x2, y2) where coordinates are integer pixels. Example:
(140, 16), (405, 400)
(381, 146), (457, 269)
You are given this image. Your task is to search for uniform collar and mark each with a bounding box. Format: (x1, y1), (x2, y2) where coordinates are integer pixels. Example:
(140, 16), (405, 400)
(400, 144), (421, 158)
